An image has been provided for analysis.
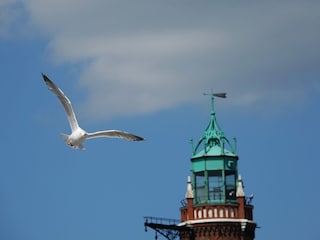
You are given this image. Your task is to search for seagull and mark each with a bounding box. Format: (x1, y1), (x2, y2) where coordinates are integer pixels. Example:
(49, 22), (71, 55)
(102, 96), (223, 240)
(42, 73), (144, 150)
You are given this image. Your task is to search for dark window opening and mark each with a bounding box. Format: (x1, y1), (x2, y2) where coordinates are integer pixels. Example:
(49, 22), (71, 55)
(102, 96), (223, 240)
(195, 172), (205, 203)
(208, 170), (223, 201)
(226, 170), (236, 200)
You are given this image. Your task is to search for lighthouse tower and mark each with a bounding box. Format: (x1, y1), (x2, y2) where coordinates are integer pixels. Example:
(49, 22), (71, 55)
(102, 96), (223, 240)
(179, 94), (256, 240)
(144, 94), (257, 240)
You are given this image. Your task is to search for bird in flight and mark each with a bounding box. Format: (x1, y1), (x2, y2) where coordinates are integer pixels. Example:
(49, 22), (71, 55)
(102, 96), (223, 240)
(42, 73), (144, 150)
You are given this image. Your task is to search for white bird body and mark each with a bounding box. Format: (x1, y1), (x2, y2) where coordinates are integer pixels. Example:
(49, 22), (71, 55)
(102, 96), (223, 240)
(42, 73), (144, 150)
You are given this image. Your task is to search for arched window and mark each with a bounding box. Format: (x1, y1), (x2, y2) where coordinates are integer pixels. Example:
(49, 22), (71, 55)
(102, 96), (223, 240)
(219, 208), (224, 218)
(203, 208), (207, 218)
(230, 208), (235, 218)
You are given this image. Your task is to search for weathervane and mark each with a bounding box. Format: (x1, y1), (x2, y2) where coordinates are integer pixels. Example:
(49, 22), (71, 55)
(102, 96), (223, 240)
(203, 92), (227, 98)
(203, 91), (227, 115)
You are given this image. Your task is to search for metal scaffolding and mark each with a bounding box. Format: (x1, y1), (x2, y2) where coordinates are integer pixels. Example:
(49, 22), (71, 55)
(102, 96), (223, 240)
(144, 216), (193, 240)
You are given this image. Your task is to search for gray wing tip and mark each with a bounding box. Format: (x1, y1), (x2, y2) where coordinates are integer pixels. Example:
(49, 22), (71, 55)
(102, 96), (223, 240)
(41, 73), (55, 90)
(41, 72), (49, 81)
(41, 72), (50, 82)
(133, 136), (144, 141)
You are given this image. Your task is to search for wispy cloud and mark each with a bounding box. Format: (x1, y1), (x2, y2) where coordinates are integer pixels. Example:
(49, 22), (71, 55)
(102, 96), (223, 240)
(9, 0), (320, 119)
(0, 0), (22, 36)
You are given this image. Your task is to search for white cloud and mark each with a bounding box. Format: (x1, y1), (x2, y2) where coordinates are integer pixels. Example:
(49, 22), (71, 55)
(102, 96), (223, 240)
(48, 30), (223, 62)
(74, 30), (222, 119)
(0, 0), (22, 36)
(21, 0), (320, 120)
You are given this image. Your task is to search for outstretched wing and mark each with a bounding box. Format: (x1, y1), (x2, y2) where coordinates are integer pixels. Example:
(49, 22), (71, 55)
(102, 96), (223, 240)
(42, 73), (79, 132)
(86, 130), (144, 141)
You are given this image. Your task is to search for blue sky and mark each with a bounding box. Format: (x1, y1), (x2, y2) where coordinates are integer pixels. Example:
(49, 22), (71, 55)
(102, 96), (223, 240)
(1, 1), (320, 239)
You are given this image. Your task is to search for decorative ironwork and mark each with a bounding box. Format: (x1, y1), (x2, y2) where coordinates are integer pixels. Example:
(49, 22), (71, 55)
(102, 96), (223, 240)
(144, 217), (193, 240)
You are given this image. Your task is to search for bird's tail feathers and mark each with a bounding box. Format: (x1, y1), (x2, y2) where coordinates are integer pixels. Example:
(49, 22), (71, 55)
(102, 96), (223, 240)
(75, 144), (85, 150)
(60, 133), (69, 144)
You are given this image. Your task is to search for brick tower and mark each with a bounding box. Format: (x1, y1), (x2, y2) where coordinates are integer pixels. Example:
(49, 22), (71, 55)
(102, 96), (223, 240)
(180, 94), (256, 240)
(144, 94), (256, 240)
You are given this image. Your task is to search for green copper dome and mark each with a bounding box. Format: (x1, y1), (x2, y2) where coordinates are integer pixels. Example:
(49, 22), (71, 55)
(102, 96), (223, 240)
(192, 95), (237, 158)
